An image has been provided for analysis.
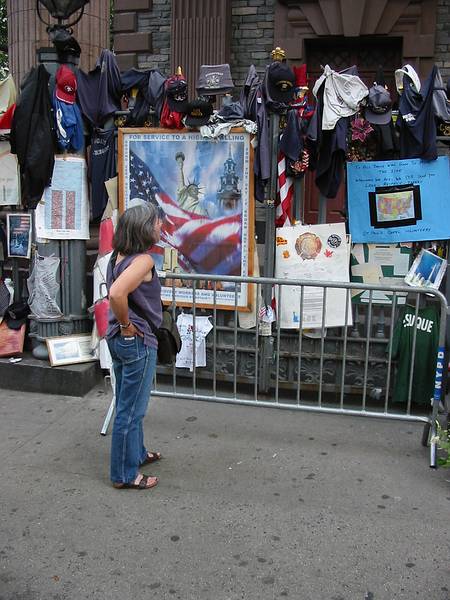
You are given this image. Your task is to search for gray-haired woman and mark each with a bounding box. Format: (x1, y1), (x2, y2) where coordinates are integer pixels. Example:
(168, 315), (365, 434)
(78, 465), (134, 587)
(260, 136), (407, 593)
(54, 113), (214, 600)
(106, 203), (163, 490)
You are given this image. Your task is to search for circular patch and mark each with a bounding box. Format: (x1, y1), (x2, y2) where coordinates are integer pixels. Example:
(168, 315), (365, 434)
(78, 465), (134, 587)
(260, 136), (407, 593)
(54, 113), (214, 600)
(327, 234), (342, 248)
(295, 233), (322, 260)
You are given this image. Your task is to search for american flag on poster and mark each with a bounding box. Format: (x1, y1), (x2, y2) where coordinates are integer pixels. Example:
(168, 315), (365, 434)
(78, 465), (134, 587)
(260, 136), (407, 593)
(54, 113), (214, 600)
(275, 151), (293, 227)
(129, 151), (242, 275)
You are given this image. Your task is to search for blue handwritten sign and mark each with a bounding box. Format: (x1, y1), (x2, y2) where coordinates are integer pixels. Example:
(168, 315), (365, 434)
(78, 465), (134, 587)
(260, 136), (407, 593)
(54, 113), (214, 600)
(347, 157), (450, 243)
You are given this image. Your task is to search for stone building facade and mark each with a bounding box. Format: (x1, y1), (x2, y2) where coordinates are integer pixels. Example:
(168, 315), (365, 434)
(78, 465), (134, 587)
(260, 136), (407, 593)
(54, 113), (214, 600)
(113, 0), (450, 91)
(435, 0), (450, 80)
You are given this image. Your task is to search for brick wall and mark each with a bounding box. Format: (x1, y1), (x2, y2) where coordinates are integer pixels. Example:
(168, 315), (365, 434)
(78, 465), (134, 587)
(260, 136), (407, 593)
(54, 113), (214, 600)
(230, 0), (275, 91)
(434, 0), (450, 81)
(137, 0), (172, 72)
(124, 0), (275, 90)
(118, 1), (449, 90)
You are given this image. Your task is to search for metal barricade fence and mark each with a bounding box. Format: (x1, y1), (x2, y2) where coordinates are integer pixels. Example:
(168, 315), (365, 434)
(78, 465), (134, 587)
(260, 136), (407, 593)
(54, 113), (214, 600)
(150, 273), (448, 468)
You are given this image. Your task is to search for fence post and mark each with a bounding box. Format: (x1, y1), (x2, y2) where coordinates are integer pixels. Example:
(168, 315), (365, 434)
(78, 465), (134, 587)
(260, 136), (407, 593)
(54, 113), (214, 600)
(259, 112), (279, 393)
(429, 292), (449, 467)
(292, 178), (303, 224)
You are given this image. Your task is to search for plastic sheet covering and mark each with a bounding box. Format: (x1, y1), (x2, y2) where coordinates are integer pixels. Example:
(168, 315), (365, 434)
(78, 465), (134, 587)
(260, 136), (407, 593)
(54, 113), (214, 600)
(27, 253), (63, 318)
(93, 251), (112, 304)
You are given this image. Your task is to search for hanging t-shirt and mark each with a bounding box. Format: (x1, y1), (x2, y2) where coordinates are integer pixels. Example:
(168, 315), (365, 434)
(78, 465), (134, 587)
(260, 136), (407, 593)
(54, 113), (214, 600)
(391, 304), (439, 405)
(176, 314), (213, 371)
(88, 128), (116, 220)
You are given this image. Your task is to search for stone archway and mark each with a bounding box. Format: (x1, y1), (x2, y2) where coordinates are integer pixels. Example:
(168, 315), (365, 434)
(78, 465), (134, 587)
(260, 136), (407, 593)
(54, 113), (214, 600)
(274, 0), (438, 78)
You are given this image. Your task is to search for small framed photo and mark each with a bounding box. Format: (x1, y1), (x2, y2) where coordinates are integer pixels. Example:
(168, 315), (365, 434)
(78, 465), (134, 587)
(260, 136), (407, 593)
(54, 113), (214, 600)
(404, 249), (447, 290)
(369, 184), (422, 229)
(7, 213), (32, 258)
(46, 334), (97, 367)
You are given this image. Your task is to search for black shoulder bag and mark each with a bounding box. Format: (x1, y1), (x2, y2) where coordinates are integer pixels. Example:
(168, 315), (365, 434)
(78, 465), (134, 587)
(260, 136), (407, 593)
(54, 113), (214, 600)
(110, 252), (182, 365)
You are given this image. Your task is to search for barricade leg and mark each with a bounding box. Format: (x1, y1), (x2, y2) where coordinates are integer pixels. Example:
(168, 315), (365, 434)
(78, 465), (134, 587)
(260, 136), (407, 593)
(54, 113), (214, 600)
(101, 369), (115, 436)
(429, 345), (446, 467)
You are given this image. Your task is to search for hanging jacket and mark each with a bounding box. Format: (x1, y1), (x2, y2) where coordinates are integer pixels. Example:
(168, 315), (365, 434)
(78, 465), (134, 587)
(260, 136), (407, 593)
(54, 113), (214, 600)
(240, 65), (269, 201)
(76, 49), (122, 128)
(432, 68), (450, 124)
(397, 65), (437, 161)
(53, 93), (84, 152)
(10, 65), (55, 209)
(280, 109), (303, 161)
(306, 82), (347, 199)
(240, 64), (260, 121)
(312, 64), (368, 131)
(121, 68), (166, 125)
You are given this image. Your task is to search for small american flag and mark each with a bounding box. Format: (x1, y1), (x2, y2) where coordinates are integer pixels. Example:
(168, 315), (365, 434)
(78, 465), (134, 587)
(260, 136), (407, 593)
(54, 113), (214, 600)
(275, 151), (293, 227)
(129, 151), (242, 275)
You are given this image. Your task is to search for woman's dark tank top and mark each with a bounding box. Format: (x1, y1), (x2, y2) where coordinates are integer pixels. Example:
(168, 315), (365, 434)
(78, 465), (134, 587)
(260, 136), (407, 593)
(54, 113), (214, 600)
(106, 253), (162, 349)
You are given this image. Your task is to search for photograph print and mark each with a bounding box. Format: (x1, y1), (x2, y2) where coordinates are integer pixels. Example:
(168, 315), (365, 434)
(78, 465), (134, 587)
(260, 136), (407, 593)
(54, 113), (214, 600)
(7, 213), (32, 259)
(404, 249), (447, 290)
(119, 129), (254, 310)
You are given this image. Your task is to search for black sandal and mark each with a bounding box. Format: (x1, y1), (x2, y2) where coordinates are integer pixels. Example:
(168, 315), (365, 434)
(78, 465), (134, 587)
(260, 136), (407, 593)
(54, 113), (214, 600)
(113, 474), (158, 490)
(140, 451), (162, 466)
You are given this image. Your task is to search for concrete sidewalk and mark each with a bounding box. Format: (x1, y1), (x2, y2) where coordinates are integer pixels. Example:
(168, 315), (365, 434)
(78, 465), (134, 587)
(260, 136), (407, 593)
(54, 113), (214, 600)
(1, 385), (449, 600)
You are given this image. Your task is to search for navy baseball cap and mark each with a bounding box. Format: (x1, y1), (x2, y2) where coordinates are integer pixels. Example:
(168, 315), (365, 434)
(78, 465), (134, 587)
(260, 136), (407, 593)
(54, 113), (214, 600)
(267, 62), (295, 104)
(218, 101), (244, 120)
(365, 84), (392, 125)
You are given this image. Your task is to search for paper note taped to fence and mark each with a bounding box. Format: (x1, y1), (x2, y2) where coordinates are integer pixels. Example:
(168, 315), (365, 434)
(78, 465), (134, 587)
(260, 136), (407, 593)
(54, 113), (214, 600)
(275, 223), (352, 329)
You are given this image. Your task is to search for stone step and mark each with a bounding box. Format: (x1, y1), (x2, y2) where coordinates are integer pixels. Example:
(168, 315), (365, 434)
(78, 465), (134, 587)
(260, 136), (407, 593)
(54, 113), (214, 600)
(0, 353), (102, 397)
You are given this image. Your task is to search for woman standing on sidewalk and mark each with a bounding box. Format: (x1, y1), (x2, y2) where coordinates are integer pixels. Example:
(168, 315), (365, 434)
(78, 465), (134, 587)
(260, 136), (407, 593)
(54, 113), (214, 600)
(106, 203), (163, 490)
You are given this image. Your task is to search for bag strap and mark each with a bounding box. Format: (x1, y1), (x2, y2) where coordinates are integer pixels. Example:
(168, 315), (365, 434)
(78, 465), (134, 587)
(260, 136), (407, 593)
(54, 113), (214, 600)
(109, 250), (160, 337)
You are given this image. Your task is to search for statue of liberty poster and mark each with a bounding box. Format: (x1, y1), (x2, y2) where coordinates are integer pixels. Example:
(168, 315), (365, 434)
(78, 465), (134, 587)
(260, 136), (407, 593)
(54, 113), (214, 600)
(118, 128), (254, 310)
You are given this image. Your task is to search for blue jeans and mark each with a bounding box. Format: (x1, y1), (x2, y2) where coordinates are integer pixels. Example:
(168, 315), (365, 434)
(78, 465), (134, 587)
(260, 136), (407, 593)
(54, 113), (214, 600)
(107, 334), (157, 484)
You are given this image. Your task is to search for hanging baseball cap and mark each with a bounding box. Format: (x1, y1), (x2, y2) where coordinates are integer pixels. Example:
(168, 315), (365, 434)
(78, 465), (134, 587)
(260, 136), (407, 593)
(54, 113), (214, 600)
(293, 64), (309, 89)
(184, 98), (213, 127)
(395, 64), (421, 94)
(365, 84), (393, 125)
(267, 61), (295, 104)
(196, 64), (234, 96)
(166, 74), (189, 113)
(218, 101), (244, 121)
(55, 65), (77, 104)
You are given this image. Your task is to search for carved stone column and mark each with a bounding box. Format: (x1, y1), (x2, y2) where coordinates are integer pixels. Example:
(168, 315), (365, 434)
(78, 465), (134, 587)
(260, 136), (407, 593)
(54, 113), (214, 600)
(7, 0), (110, 87)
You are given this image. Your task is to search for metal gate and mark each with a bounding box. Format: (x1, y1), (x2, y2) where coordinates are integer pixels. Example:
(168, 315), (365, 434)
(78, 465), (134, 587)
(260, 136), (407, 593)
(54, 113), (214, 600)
(151, 273), (448, 468)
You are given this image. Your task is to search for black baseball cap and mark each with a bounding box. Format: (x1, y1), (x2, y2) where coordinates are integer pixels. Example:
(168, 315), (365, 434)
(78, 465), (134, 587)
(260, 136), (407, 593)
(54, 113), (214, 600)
(365, 84), (392, 125)
(267, 62), (295, 104)
(184, 98), (213, 127)
(166, 75), (189, 113)
(4, 300), (29, 330)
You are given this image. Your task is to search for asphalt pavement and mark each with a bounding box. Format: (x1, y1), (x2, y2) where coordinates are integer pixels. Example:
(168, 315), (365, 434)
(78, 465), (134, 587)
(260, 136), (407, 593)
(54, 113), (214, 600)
(1, 384), (449, 600)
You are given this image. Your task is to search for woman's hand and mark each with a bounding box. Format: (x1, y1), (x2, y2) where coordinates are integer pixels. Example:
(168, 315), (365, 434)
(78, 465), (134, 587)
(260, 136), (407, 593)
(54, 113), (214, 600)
(120, 322), (144, 337)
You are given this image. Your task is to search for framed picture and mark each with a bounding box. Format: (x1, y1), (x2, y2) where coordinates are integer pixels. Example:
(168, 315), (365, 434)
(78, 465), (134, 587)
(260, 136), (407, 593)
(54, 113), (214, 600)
(118, 128), (255, 311)
(369, 184), (421, 229)
(46, 334), (97, 367)
(7, 213), (32, 258)
(404, 249), (447, 290)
